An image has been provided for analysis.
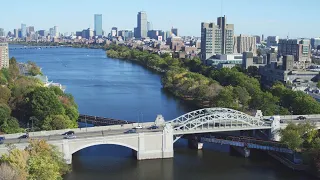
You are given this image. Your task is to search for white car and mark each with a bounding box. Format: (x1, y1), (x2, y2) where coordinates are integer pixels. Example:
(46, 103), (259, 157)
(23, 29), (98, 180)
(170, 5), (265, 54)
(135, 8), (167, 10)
(134, 125), (143, 129)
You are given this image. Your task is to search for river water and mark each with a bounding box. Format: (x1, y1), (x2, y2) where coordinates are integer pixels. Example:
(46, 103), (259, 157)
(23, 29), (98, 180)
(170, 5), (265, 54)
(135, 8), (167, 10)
(9, 46), (315, 180)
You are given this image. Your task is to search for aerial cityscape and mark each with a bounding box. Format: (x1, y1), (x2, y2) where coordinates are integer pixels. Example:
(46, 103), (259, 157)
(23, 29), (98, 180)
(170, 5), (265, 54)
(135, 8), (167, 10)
(1, 0), (320, 179)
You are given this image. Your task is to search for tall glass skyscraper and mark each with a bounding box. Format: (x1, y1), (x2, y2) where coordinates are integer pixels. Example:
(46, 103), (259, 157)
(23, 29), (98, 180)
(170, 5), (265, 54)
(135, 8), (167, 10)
(94, 14), (103, 36)
(137, 11), (147, 38)
(21, 24), (26, 38)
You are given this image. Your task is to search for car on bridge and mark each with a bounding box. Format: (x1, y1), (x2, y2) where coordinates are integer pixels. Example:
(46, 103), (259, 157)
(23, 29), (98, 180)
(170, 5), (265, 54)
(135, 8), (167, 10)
(134, 125), (143, 129)
(18, 134), (29, 139)
(148, 125), (159, 130)
(124, 129), (136, 134)
(64, 135), (77, 139)
(62, 131), (75, 136)
(0, 137), (5, 144)
(297, 116), (306, 120)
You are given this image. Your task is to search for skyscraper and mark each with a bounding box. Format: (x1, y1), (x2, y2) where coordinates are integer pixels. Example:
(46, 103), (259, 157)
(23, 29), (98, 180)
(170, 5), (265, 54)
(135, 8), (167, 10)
(136, 11), (147, 39)
(94, 14), (103, 36)
(201, 15), (234, 61)
(0, 28), (5, 37)
(14, 29), (18, 38)
(147, 21), (153, 31)
(0, 43), (9, 69)
(171, 28), (178, 36)
(54, 26), (59, 37)
(21, 24), (26, 38)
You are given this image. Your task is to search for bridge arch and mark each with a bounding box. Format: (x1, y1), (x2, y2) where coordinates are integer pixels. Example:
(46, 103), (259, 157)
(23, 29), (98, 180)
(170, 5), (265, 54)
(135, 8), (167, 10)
(70, 141), (138, 155)
(168, 108), (265, 127)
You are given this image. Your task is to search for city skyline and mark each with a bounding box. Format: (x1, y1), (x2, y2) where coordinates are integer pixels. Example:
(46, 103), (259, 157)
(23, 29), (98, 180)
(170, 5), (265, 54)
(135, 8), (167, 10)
(1, 0), (319, 38)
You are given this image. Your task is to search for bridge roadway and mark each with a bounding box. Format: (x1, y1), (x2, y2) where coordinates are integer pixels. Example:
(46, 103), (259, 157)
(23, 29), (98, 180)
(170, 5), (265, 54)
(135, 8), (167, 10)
(2, 127), (163, 145)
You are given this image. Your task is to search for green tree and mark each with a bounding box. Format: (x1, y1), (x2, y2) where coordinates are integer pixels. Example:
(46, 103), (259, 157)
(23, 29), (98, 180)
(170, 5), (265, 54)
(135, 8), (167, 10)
(1, 139), (70, 180)
(42, 115), (73, 130)
(0, 86), (11, 104)
(0, 117), (23, 134)
(280, 128), (303, 150)
(26, 87), (65, 127)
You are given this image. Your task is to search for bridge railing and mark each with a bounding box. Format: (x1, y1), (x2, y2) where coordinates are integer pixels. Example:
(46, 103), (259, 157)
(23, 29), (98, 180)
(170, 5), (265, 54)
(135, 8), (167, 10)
(1, 122), (155, 139)
(263, 114), (320, 121)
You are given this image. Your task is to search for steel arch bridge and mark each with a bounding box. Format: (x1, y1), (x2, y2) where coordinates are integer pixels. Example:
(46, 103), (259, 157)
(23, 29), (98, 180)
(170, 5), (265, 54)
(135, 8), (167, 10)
(166, 108), (270, 142)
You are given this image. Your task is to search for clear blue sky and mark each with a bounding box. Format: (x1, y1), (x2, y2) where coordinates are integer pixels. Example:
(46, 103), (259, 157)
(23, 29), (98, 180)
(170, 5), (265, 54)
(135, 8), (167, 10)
(1, 0), (318, 38)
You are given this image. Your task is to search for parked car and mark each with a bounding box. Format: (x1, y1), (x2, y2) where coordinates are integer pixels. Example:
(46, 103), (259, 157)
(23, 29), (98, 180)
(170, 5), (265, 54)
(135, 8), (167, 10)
(124, 129), (136, 134)
(148, 125), (159, 130)
(134, 125), (143, 129)
(297, 116), (306, 120)
(62, 131), (75, 136)
(64, 135), (77, 139)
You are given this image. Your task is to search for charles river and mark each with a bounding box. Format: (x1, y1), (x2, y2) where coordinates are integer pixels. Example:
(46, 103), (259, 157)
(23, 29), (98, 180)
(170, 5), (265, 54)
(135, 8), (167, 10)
(9, 45), (315, 180)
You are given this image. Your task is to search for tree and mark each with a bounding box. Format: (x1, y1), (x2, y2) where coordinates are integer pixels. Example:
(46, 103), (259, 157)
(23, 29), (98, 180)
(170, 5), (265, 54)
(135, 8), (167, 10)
(0, 163), (19, 180)
(1, 139), (70, 180)
(0, 117), (23, 134)
(280, 128), (303, 150)
(26, 139), (70, 179)
(27, 61), (42, 76)
(42, 115), (73, 130)
(0, 149), (29, 180)
(317, 81), (320, 89)
(214, 86), (238, 109)
(26, 87), (65, 126)
(0, 86), (11, 104)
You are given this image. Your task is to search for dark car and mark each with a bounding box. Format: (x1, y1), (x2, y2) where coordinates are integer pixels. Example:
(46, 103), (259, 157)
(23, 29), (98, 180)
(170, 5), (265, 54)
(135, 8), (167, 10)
(297, 116), (306, 120)
(18, 134), (29, 139)
(124, 129), (136, 134)
(62, 131), (75, 136)
(148, 125), (159, 130)
(0, 137), (5, 144)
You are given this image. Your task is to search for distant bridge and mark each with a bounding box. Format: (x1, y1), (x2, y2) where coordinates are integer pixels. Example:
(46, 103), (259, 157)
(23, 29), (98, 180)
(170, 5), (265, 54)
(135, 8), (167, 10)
(9, 46), (68, 50)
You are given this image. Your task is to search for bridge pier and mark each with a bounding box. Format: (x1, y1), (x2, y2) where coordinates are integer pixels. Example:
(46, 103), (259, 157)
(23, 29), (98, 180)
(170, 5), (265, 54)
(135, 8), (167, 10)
(231, 146), (250, 158)
(188, 139), (203, 150)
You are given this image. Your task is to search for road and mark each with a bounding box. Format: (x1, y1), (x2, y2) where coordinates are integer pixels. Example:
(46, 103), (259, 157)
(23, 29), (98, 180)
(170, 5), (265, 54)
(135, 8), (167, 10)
(2, 127), (163, 145)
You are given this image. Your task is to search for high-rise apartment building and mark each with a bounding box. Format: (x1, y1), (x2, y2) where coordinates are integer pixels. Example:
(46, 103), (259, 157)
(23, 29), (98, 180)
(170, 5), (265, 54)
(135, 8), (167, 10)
(266, 36), (279, 47)
(235, 34), (257, 55)
(311, 38), (320, 49)
(14, 29), (18, 38)
(201, 15), (234, 60)
(94, 14), (103, 36)
(0, 43), (9, 69)
(254, 35), (261, 44)
(54, 26), (59, 37)
(21, 24), (26, 38)
(147, 21), (153, 31)
(278, 38), (311, 63)
(171, 28), (178, 36)
(135, 11), (147, 39)
(0, 28), (5, 37)
(49, 28), (54, 36)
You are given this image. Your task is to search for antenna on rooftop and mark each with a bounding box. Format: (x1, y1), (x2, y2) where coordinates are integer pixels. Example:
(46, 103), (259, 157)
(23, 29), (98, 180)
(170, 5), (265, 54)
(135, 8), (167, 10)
(221, 0), (223, 17)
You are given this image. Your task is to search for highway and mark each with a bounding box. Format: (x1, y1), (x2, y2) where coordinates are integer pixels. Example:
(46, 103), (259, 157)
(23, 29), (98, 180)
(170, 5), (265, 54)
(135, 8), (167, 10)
(2, 127), (163, 145)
